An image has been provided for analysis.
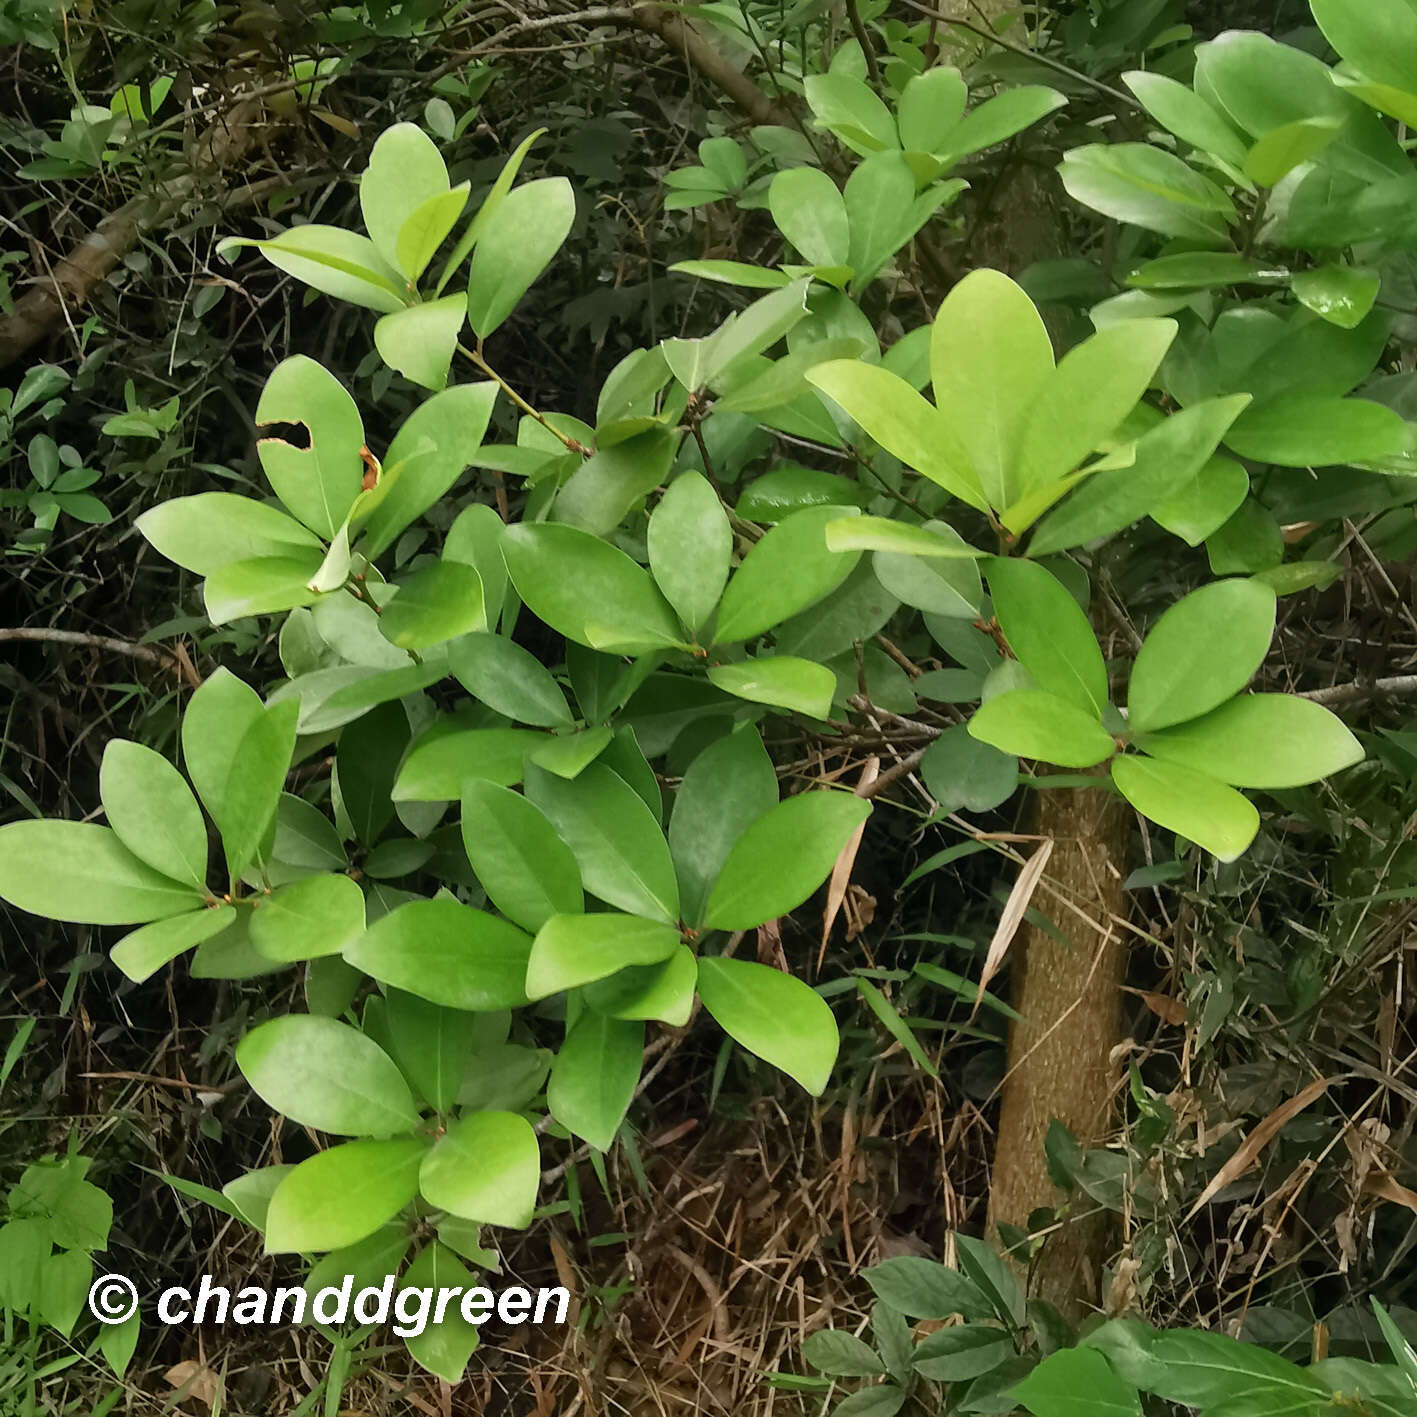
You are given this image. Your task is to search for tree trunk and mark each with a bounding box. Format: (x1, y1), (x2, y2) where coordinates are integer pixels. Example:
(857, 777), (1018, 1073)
(987, 778), (1129, 1317)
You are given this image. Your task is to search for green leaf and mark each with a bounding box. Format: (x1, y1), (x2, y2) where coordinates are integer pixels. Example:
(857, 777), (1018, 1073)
(1111, 755), (1258, 861)
(1011, 1347), (1141, 1417)
(1124, 253), (1288, 290)
(99, 739), (208, 889)
(547, 1012), (643, 1150)
(1144, 1329), (1327, 1410)
(647, 472), (731, 635)
(345, 898), (533, 1010)
(554, 427), (676, 535)
(1058, 144), (1235, 243)
(736, 467), (871, 522)
(707, 656), (836, 720)
(898, 65), (966, 153)
(1136, 694), (1363, 788)
(1224, 394), (1409, 467)
(669, 259), (790, 289)
(450, 633), (571, 727)
(873, 542), (981, 618)
(667, 279), (814, 392)
(526, 913), (680, 999)
(136, 493), (322, 575)
(831, 1388), (905, 1416)
(383, 990), (479, 1112)
(419, 1111), (539, 1227)
(1243, 116), (1344, 187)
(803, 1329), (886, 1377)
(362, 382), (499, 559)
(1012, 320), (1176, 502)
(826, 515), (983, 559)
(714, 504), (862, 644)
(110, 906), (235, 982)
(529, 725), (614, 778)
(401, 1242), (481, 1382)
(1311, 0), (1417, 95)
(1151, 456), (1249, 545)
(525, 763), (679, 923)
(249, 873), (366, 962)
(360, 121), (453, 276)
(969, 690), (1118, 768)
(466, 177), (575, 339)
(236, 1014), (420, 1137)
(941, 86), (1067, 162)
(697, 956), (838, 1095)
(920, 725), (1018, 813)
(769, 167), (849, 267)
(987, 558), (1108, 715)
(0, 821), (203, 925)
(863, 1257), (992, 1320)
(380, 561), (486, 650)
(1122, 71), (1248, 165)
(703, 791), (870, 931)
(807, 360), (987, 510)
(217, 226), (406, 313)
(460, 781), (582, 931)
(1030, 396), (1252, 555)
(843, 152), (919, 288)
(669, 725), (778, 928)
(1291, 265), (1381, 329)
(264, 1138), (426, 1253)
(373, 296), (465, 391)
(201, 553), (326, 623)
(1127, 579), (1276, 732)
(930, 269), (1054, 510)
(255, 355), (365, 540)
(39, 1250), (90, 1338)
(804, 72), (897, 155)
(584, 946), (698, 1026)
(436, 128), (547, 293)
(393, 724), (544, 800)
(396, 184), (470, 286)
(502, 523), (685, 654)
(913, 1324), (1013, 1381)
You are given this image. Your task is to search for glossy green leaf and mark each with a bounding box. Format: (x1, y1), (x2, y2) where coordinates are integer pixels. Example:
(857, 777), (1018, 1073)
(1145, 1327), (1328, 1409)
(217, 226), (406, 313)
(1312, 0), (1417, 95)
(419, 1111), (539, 1227)
(1111, 755), (1258, 860)
(1124, 253), (1288, 290)
(703, 790), (870, 931)
(547, 1012), (643, 1150)
(1011, 1347), (1142, 1417)
(1291, 265), (1381, 329)
(697, 956), (839, 1095)
(450, 633), (571, 727)
(201, 553), (327, 623)
(940, 86), (1066, 162)
(110, 906), (236, 983)
(668, 259), (790, 289)
(436, 128), (547, 293)
(714, 504), (860, 644)
(394, 723), (542, 800)
(362, 382), (499, 559)
(1224, 394), (1409, 467)
(136, 493), (322, 576)
(380, 561), (486, 650)
(804, 1329), (886, 1377)
(345, 897), (533, 1010)
(898, 66), (966, 153)
(502, 523), (685, 654)
(396, 184), (469, 286)
(647, 472), (731, 635)
(1122, 71), (1248, 165)
(769, 167), (849, 267)
(1030, 396), (1251, 555)
(969, 690), (1118, 768)
(843, 152), (919, 287)
(1136, 694), (1363, 788)
(249, 873), (366, 962)
(0, 819), (203, 925)
(255, 355), (365, 540)
(1244, 116), (1344, 186)
(383, 990), (478, 1112)
(873, 544), (981, 618)
(1013, 319), (1176, 501)
(525, 762), (679, 923)
(987, 558), (1108, 715)
(99, 739), (207, 889)
(919, 725), (1019, 813)
(1059, 144), (1235, 243)
(804, 72), (897, 155)
(1127, 579), (1276, 731)
(825, 515), (983, 559)
(236, 1014), (419, 1136)
(1151, 456), (1249, 545)
(466, 177), (575, 338)
(707, 656), (836, 720)
(526, 913), (680, 999)
(807, 360), (987, 510)
(264, 1138), (426, 1253)
(460, 781), (581, 931)
(360, 122), (452, 276)
(373, 296), (465, 391)
(584, 945), (698, 1026)
(529, 725), (614, 778)
(912, 1324), (1014, 1382)
(400, 1242), (481, 1382)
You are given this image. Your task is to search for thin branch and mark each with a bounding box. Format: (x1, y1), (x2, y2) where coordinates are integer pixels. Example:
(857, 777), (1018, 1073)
(0, 628), (201, 688)
(1298, 675), (1417, 708)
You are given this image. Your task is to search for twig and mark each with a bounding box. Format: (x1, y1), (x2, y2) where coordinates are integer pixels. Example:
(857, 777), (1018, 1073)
(1298, 675), (1417, 707)
(0, 628), (201, 688)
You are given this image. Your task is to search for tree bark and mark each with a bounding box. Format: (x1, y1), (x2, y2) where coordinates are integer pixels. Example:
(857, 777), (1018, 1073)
(987, 779), (1129, 1317)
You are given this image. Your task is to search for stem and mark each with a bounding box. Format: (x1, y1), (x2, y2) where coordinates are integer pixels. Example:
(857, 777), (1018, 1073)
(457, 342), (590, 454)
(845, 0), (882, 87)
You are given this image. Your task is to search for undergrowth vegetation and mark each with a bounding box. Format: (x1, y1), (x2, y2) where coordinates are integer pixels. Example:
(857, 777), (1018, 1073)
(2, 0), (1416, 1414)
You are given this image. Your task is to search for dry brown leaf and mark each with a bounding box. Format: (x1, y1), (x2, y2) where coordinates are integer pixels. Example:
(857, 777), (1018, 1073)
(973, 839), (1053, 1019)
(1138, 989), (1187, 1026)
(819, 756), (879, 964)
(164, 1359), (220, 1409)
(1364, 1171), (1417, 1214)
(1185, 1075), (1331, 1220)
